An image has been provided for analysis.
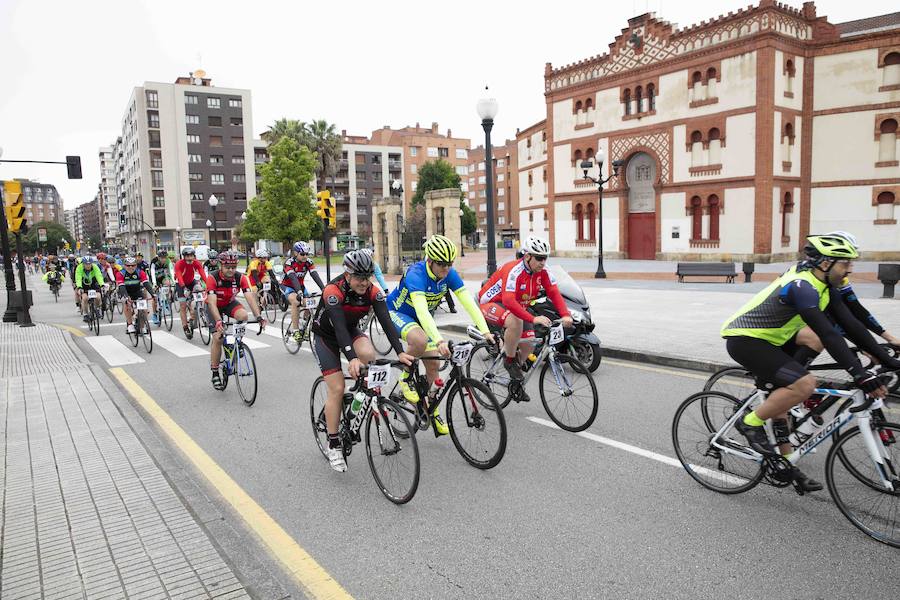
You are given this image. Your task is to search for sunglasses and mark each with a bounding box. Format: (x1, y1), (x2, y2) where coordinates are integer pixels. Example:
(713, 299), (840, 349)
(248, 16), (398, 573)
(433, 261), (454, 268)
(530, 255), (548, 262)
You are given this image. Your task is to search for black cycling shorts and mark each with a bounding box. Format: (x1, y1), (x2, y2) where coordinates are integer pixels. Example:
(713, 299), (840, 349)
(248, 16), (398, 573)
(725, 336), (809, 390)
(206, 300), (243, 324)
(312, 330), (366, 377)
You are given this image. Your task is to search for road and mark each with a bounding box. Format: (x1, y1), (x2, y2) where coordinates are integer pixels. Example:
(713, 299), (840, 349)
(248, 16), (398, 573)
(21, 273), (900, 599)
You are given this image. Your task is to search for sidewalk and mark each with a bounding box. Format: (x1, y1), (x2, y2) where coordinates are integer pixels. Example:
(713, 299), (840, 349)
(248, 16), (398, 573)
(0, 323), (251, 599)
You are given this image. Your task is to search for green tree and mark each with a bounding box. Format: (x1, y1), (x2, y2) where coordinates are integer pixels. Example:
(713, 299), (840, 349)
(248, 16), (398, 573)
(460, 201), (477, 237)
(22, 221), (74, 253)
(261, 118), (305, 147)
(300, 119), (342, 188)
(237, 198), (267, 244)
(255, 137), (319, 244)
(411, 159), (461, 206)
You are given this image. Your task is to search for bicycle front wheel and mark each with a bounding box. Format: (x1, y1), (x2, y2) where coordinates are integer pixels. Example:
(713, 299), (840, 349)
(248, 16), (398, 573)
(704, 367), (755, 400)
(106, 297), (115, 323)
(466, 343), (510, 408)
(366, 398), (420, 504)
(199, 309), (211, 345)
(141, 313), (153, 353)
(672, 391), (764, 494)
(163, 298), (173, 331)
(447, 377), (507, 469)
(281, 312), (301, 354)
(262, 292), (277, 322)
(116, 296), (123, 314)
(368, 313), (393, 357)
(235, 342), (258, 406)
(538, 353), (598, 432)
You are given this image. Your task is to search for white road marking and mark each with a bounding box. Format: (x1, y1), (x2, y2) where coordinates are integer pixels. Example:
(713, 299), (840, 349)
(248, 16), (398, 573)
(239, 336), (269, 350)
(151, 331), (209, 357)
(84, 335), (146, 366)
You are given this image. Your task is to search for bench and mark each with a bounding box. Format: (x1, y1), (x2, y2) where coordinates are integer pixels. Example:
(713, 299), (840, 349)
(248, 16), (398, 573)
(676, 262), (737, 283)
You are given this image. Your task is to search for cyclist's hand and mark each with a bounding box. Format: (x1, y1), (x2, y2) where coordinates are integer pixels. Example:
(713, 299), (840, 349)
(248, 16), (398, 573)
(437, 341), (450, 357)
(561, 315), (574, 328)
(348, 358), (364, 379)
(533, 315), (553, 328)
(397, 352), (415, 366)
(855, 371), (888, 398)
(483, 332), (496, 346)
(882, 332), (900, 346)
(257, 317), (267, 331)
(215, 320), (225, 334)
(881, 356), (900, 371)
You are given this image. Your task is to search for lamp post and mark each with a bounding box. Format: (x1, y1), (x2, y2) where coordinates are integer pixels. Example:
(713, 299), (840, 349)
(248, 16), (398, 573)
(205, 219), (212, 246)
(391, 179), (403, 266)
(241, 211), (249, 268)
(208, 194), (219, 250)
(459, 208), (465, 257)
(477, 88), (499, 276)
(175, 226), (181, 254)
(581, 148), (624, 278)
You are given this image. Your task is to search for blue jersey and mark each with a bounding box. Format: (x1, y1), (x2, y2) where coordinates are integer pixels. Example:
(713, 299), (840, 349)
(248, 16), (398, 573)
(387, 261), (464, 318)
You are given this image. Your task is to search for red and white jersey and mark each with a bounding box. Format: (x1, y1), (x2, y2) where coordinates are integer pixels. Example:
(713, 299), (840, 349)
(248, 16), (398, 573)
(478, 259), (569, 323)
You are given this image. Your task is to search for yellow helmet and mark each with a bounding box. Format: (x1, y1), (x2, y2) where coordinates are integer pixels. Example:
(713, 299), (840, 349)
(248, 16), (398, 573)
(804, 235), (859, 260)
(423, 235), (458, 263)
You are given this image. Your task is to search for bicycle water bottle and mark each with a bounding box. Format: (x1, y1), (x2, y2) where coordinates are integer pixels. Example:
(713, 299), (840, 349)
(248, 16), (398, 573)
(348, 390), (365, 420)
(789, 414), (824, 446)
(523, 353), (538, 372)
(428, 378), (445, 403)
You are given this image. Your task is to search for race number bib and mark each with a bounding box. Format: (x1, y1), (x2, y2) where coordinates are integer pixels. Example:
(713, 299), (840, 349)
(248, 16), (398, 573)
(160, 286), (170, 294)
(262, 282), (271, 291)
(87, 290), (98, 299)
(549, 324), (565, 345)
(366, 365), (393, 390)
(451, 343), (473, 365)
(136, 299), (148, 311)
(193, 292), (204, 303)
(305, 297), (319, 310)
(194, 272), (201, 281)
(226, 323), (245, 337)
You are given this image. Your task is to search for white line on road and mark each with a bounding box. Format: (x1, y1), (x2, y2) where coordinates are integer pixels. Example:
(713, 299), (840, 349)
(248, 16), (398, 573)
(151, 331), (209, 357)
(84, 336), (146, 366)
(239, 336), (270, 350)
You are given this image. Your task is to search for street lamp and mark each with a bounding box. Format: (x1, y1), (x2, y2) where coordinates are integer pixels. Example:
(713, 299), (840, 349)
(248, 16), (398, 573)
(205, 219), (212, 246)
(477, 87), (499, 276)
(391, 179), (404, 265)
(208, 194), (219, 250)
(581, 147), (624, 278)
(459, 208), (465, 257)
(175, 226), (181, 253)
(241, 211), (249, 267)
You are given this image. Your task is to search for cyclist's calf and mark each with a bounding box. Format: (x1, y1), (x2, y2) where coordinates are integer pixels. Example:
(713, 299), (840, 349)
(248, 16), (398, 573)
(756, 374), (816, 421)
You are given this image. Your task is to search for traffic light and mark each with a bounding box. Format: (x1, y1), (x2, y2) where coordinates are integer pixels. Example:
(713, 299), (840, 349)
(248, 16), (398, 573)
(66, 156), (82, 179)
(316, 190), (336, 230)
(3, 180), (26, 233)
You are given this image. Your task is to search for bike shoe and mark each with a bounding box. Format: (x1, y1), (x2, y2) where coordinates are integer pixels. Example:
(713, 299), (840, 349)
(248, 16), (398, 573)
(292, 330), (303, 342)
(503, 359), (524, 382)
(82, 314), (90, 323)
(792, 468), (823, 493)
(126, 324), (136, 334)
(735, 419), (777, 455)
(211, 368), (224, 391)
(151, 314), (159, 325)
(398, 373), (420, 403)
(432, 410), (449, 437)
(325, 447), (347, 472)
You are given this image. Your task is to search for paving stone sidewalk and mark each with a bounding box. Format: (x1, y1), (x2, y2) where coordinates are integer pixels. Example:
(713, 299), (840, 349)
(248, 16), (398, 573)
(1, 322), (252, 599)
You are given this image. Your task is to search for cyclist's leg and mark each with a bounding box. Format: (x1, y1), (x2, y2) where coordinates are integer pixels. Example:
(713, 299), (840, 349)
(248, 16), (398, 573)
(311, 334), (346, 436)
(793, 326), (824, 365)
(482, 302), (519, 360)
(124, 294), (134, 328)
(282, 286), (299, 329)
(177, 284), (189, 328)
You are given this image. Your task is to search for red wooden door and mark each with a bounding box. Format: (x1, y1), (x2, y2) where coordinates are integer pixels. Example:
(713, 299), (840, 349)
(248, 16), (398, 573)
(628, 213), (656, 259)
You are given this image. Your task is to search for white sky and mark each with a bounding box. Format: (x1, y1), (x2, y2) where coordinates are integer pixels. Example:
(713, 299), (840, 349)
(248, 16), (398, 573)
(0, 0), (894, 210)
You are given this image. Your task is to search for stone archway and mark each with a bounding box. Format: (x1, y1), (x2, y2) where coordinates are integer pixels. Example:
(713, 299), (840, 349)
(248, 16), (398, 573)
(624, 152), (657, 259)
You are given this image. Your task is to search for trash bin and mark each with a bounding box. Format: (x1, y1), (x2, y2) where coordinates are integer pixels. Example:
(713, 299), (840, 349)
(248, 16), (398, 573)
(503, 240), (513, 249)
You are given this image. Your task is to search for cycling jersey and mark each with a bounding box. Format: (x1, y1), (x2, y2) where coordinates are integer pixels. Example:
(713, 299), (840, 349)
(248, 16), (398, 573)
(75, 263), (105, 287)
(174, 259), (207, 288)
(115, 269), (151, 300)
(479, 258), (569, 324)
(248, 259), (273, 286)
(204, 271), (252, 309)
(150, 258), (175, 286)
(281, 257), (319, 290)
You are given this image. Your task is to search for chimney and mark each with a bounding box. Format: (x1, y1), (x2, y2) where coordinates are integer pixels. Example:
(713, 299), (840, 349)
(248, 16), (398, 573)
(431, 122), (438, 134)
(341, 129), (347, 137)
(447, 129), (452, 138)
(802, 1), (816, 18)
(415, 122), (420, 129)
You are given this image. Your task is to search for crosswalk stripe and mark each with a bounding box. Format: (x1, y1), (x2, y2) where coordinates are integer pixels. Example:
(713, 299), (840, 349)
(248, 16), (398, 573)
(151, 331), (209, 357)
(239, 336), (269, 350)
(84, 335), (146, 366)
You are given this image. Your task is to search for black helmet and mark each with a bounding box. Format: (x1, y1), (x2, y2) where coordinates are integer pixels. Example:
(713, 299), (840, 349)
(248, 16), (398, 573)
(342, 250), (374, 276)
(157, 249), (167, 257)
(207, 249), (219, 260)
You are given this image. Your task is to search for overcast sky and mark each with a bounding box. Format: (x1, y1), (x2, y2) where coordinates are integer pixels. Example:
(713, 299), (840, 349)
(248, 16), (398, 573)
(0, 0), (894, 210)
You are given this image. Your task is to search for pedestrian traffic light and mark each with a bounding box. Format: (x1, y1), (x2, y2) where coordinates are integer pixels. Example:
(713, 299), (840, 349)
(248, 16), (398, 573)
(3, 180), (26, 233)
(66, 156), (82, 179)
(316, 190), (336, 230)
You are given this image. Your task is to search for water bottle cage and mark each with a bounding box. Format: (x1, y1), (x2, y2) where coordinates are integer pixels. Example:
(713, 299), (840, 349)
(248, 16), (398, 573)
(772, 419), (791, 445)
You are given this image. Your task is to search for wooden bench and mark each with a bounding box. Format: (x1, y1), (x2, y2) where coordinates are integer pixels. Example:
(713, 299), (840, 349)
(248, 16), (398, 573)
(676, 262), (737, 283)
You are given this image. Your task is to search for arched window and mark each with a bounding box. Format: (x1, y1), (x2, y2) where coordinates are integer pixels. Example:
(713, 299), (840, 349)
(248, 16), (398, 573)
(706, 67), (718, 98)
(706, 67), (718, 82)
(587, 202), (596, 241)
(781, 192), (794, 240)
(573, 149), (582, 168)
(708, 128), (722, 164)
(879, 118), (898, 162)
(585, 97), (594, 111)
(528, 172), (533, 186)
(635, 86), (643, 113)
(691, 196), (703, 240)
(624, 89), (632, 115)
(783, 122), (795, 164)
(692, 71), (705, 102)
(647, 83), (655, 111)
(708, 195), (720, 241)
(575, 100), (583, 113)
(586, 148), (595, 160)
(575, 203), (584, 240)
(877, 191), (896, 221)
(885, 52), (900, 87)
(691, 130), (704, 167)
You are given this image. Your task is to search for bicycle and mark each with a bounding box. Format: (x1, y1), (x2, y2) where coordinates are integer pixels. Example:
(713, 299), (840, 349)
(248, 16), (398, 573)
(215, 317), (262, 406)
(48, 275), (61, 302)
(125, 296), (153, 354)
(466, 320), (599, 433)
(360, 309), (393, 357)
(671, 371), (900, 547)
(388, 341), (506, 469)
(281, 292), (320, 354)
(85, 289), (102, 336)
(310, 359), (420, 504)
(155, 283), (175, 331)
(258, 280), (278, 322)
(102, 283), (116, 323)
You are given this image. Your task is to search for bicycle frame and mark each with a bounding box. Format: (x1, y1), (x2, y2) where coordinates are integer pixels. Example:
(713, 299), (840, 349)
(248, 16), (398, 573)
(472, 326), (574, 392)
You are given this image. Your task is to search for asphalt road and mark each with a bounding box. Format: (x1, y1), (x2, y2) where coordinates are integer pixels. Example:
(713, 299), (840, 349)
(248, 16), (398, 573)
(22, 273), (900, 599)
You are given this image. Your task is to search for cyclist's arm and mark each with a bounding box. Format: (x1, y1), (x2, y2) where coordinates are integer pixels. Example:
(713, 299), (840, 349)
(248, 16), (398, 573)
(373, 262), (389, 291)
(410, 292), (443, 343)
(371, 292), (404, 355)
(140, 270), (153, 295)
(151, 263), (159, 286)
(446, 270), (489, 333)
(323, 288), (359, 361)
(42, 272), (49, 283)
(838, 282), (885, 336)
(309, 269), (325, 291)
(826, 288), (896, 365)
(205, 277), (223, 324)
(286, 271), (304, 290)
(75, 265), (84, 287)
(115, 271), (128, 298)
(541, 270), (571, 318)
(239, 275), (263, 318)
(174, 261), (186, 286)
(500, 278), (534, 323)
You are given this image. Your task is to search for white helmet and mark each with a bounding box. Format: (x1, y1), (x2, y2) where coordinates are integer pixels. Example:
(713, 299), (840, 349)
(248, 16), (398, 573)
(255, 248), (269, 258)
(825, 230), (859, 250)
(522, 236), (551, 256)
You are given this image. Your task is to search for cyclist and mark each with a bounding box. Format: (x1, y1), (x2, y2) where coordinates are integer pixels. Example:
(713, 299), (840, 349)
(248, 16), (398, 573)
(248, 248), (274, 293)
(478, 235), (573, 383)
(386, 235), (494, 435)
(360, 248), (390, 293)
(203, 249), (220, 273)
(75, 256), (105, 322)
(280, 241), (325, 340)
(312, 250), (413, 472)
(115, 256), (155, 334)
(175, 246), (208, 337)
(204, 252), (266, 390)
(721, 234), (900, 492)
(66, 254), (78, 283)
(42, 261), (65, 290)
(150, 250), (175, 326)
(135, 252), (150, 275)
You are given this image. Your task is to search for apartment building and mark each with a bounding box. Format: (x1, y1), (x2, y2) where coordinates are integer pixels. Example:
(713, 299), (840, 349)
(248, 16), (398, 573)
(15, 179), (64, 227)
(466, 141), (519, 244)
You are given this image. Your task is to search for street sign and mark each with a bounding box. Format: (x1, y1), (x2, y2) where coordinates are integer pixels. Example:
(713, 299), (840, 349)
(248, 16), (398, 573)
(182, 229), (206, 242)
(38, 228), (47, 242)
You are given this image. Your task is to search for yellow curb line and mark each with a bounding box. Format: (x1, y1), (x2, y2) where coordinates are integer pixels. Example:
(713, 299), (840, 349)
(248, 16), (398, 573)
(108, 368), (353, 600)
(53, 323), (85, 337)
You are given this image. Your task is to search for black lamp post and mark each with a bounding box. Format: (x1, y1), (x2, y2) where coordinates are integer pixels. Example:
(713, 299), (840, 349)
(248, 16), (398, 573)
(581, 148), (624, 278)
(391, 179), (404, 266)
(477, 88), (499, 276)
(459, 208), (465, 257)
(208, 194), (219, 250)
(205, 219), (212, 246)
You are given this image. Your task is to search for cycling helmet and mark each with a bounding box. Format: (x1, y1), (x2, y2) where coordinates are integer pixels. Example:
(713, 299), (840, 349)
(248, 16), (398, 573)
(423, 235), (458, 263)
(123, 256), (137, 266)
(157, 249), (167, 257)
(343, 250), (375, 276)
(360, 248), (374, 258)
(83, 255), (94, 265)
(804, 235), (860, 261)
(182, 247), (195, 257)
(824, 230), (860, 251)
(96, 252), (107, 261)
(207, 249), (219, 261)
(255, 248), (269, 258)
(522, 236), (551, 256)
(219, 252), (238, 266)
(292, 241), (311, 254)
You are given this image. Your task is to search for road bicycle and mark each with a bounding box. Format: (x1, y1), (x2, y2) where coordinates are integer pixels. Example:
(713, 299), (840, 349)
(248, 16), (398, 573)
(125, 296), (153, 354)
(102, 283), (116, 323)
(387, 341), (506, 469)
(310, 359), (420, 504)
(85, 289), (103, 336)
(154, 283), (175, 331)
(215, 317), (262, 406)
(466, 320), (599, 433)
(281, 293), (320, 354)
(259, 279), (278, 322)
(47, 273), (62, 302)
(672, 371), (900, 547)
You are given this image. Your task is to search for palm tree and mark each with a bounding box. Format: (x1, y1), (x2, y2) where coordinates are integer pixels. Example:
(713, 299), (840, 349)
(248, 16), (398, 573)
(301, 120), (342, 189)
(261, 118), (305, 146)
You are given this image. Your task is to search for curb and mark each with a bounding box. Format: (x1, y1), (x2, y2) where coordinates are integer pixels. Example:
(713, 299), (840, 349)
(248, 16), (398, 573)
(443, 323), (734, 374)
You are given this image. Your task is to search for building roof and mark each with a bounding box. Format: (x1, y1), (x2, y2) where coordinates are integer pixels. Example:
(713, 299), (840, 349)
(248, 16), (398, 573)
(837, 11), (900, 36)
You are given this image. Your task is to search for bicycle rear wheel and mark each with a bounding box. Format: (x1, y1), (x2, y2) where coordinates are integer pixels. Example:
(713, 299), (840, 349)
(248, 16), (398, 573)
(446, 378), (507, 469)
(281, 312), (301, 354)
(116, 296), (124, 314)
(199, 308), (211, 345)
(366, 398), (420, 504)
(234, 342), (257, 406)
(106, 296), (115, 323)
(368, 313), (393, 357)
(163, 298), (174, 331)
(826, 421), (900, 548)
(672, 391), (764, 494)
(466, 343), (510, 408)
(261, 292), (277, 322)
(141, 313), (153, 353)
(538, 353), (598, 432)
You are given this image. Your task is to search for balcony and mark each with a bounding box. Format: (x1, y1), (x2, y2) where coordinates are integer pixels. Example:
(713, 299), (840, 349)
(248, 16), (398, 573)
(388, 160), (401, 170)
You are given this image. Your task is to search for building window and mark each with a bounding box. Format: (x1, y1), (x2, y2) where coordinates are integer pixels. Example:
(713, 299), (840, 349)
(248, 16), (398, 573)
(878, 118), (898, 163)
(228, 98), (242, 108)
(478, 162), (486, 171)
(635, 86), (643, 113)
(409, 146), (418, 157)
(455, 166), (467, 176)
(690, 131), (704, 167)
(187, 134), (200, 144)
(208, 116), (222, 127)
(154, 210), (166, 227)
(151, 170), (164, 187)
(708, 128), (722, 164)
(150, 154), (163, 168)
(210, 155), (223, 165)
(185, 94), (198, 105)
(410, 163), (417, 174)
(234, 192), (247, 202)
(148, 130), (161, 148)
(497, 159), (506, 168)
(372, 172), (382, 182)
(575, 203), (584, 240)
(707, 67), (719, 99)
(207, 97), (221, 109)
(153, 192), (165, 208)
(210, 136), (223, 147)
(497, 187), (504, 196)
(438, 147), (449, 158)
(188, 154), (202, 163)
(784, 60), (796, 96)
(357, 171), (366, 181)
(647, 84), (655, 111)
(210, 174), (224, 185)
(877, 191), (896, 221)
(427, 147), (438, 157)
(781, 192), (794, 242)
(691, 196), (703, 240)
(190, 193), (204, 202)
(231, 155), (245, 164)
(233, 174), (246, 183)
(145, 90), (158, 108)
(147, 112), (160, 128)
(231, 136), (243, 145)
(708, 195), (720, 241)
(456, 148), (468, 159)
(782, 121), (795, 167)
(189, 172), (202, 182)
(231, 117), (243, 126)
(186, 115), (200, 125)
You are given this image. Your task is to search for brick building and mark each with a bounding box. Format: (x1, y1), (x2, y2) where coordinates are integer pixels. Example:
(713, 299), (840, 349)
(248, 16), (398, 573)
(466, 140), (519, 244)
(519, 1), (900, 260)
(15, 179), (63, 227)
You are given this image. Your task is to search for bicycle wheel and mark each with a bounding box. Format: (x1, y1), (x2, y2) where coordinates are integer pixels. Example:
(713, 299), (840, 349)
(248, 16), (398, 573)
(446, 377), (507, 469)
(234, 342), (257, 406)
(368, 313), (393, 357)
(263, 292), (277, 322)
(163, 298), (174, 331)
(141, 313), (153, 353)
(466, 343), (510, 408)
(92, 306), (101, 337)
(704, 367), (755, 400)
(672, 391), (765, 494)
(127, 315), (139, 347)
(826, 421), (900, 548)
(281, 312), (301, 354)
(309, 376), (354, 459)
(538, 353), (598, 432)
(53, 286), (59, 302)
(116, 296), (124, 314)
(366, 397), (420, 504)
(199, 308), (211, 345)
(106, 296), (115, 323)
